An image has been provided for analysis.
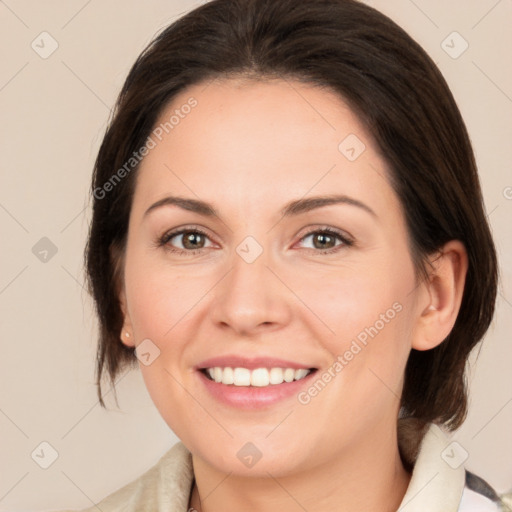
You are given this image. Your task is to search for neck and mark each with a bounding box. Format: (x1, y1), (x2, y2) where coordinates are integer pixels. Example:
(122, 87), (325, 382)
(189, 422), (411, 512)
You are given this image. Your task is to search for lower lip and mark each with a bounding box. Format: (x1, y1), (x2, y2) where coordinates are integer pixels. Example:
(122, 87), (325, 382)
(197, 370), (317, 409)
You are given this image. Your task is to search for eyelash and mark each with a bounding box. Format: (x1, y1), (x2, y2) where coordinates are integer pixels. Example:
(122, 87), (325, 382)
(156, 226), (354, 256)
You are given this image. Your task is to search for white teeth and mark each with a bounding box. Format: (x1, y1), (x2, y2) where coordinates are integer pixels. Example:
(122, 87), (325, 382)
(294, 369), (310, 380)
(204, 367), (312, 386)
(250, 368), (269, 387)
(233, 368), (251, 386)
(283, 368), (295, 382)
(221, 367), (234, 385)
(213, 367), (223, 383)
(269, 367), (284, 384)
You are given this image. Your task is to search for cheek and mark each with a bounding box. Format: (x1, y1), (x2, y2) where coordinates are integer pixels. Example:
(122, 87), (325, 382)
(295, 258), (415, 349)
(123, 254), (209, 436)
(294, 277), (414, 433)
(294, 256), (416, 404)
(125, 249), (210, 341)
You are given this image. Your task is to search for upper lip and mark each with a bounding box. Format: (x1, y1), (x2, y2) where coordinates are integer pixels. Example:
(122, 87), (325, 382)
(196, 355), (317, 371)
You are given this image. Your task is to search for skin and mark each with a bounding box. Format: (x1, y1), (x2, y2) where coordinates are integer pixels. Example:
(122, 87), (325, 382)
(118, 77), (468, 512)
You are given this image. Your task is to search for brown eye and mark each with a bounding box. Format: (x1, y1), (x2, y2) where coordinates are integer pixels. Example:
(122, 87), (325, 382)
(158, 227), (213, 255)
(298, 228), (353, 255)
(180, 231), (207, 250)
(311, 232), (337, 250)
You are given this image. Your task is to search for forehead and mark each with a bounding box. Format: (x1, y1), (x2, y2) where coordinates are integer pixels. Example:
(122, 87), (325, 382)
(131, 78), (401, 222)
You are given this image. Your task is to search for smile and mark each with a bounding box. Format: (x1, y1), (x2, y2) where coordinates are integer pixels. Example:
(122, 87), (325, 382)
(202, 367), (314, 387)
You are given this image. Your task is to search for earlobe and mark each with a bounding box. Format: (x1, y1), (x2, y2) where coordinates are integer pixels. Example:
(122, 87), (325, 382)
(119, 288), (135, 348)
(121, 330), (134, 347)
(109, 240), (134, 347)
(412, 240), (468, 351)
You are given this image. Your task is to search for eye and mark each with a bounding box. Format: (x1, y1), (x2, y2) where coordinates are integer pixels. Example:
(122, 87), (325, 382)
(156, 225), (353, 256)
(157, 226), (215, 255)
(296, 227), (353, 255)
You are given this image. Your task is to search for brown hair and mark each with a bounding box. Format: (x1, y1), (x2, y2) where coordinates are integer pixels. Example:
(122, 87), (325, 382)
(85, 0), (498, 429)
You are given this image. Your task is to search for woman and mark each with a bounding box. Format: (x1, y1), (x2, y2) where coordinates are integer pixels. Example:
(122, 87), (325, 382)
(58, 0), (510, 510)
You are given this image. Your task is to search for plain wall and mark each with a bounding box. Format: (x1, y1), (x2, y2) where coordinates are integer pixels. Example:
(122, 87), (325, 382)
(0, 0), (511, 510)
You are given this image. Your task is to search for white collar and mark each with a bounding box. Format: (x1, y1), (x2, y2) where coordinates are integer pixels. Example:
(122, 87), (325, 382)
(397, 421), (465, 510)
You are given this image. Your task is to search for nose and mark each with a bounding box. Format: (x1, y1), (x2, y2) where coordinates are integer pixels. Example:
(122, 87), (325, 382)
(211, 245), (292, 336)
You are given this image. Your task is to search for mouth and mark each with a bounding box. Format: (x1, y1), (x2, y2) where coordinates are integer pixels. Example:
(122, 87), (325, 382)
(200, 366), (317, 387)
(195, 355), (320, 408)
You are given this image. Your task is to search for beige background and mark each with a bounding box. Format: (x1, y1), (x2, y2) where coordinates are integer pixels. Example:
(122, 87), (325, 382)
(0, 0), (511, 510)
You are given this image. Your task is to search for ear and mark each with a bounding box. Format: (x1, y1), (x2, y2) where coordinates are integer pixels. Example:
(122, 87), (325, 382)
(412, 240), (468, 351)
(119, 285), (135, 348)
(110, 240), (135, 348)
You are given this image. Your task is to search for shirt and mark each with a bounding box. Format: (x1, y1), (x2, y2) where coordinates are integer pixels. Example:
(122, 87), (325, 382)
(54, 420), (506, 511)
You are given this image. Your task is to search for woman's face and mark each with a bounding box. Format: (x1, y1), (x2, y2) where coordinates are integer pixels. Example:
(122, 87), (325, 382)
(120, 78), (427, 477)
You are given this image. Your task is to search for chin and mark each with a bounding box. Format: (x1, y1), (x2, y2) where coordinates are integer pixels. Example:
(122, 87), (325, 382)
(190, 435), (316, 478)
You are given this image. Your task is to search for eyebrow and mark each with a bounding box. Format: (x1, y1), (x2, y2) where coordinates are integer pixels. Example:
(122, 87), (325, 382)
(143, 194), (376, 219)
(281, 195), (376, 218)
